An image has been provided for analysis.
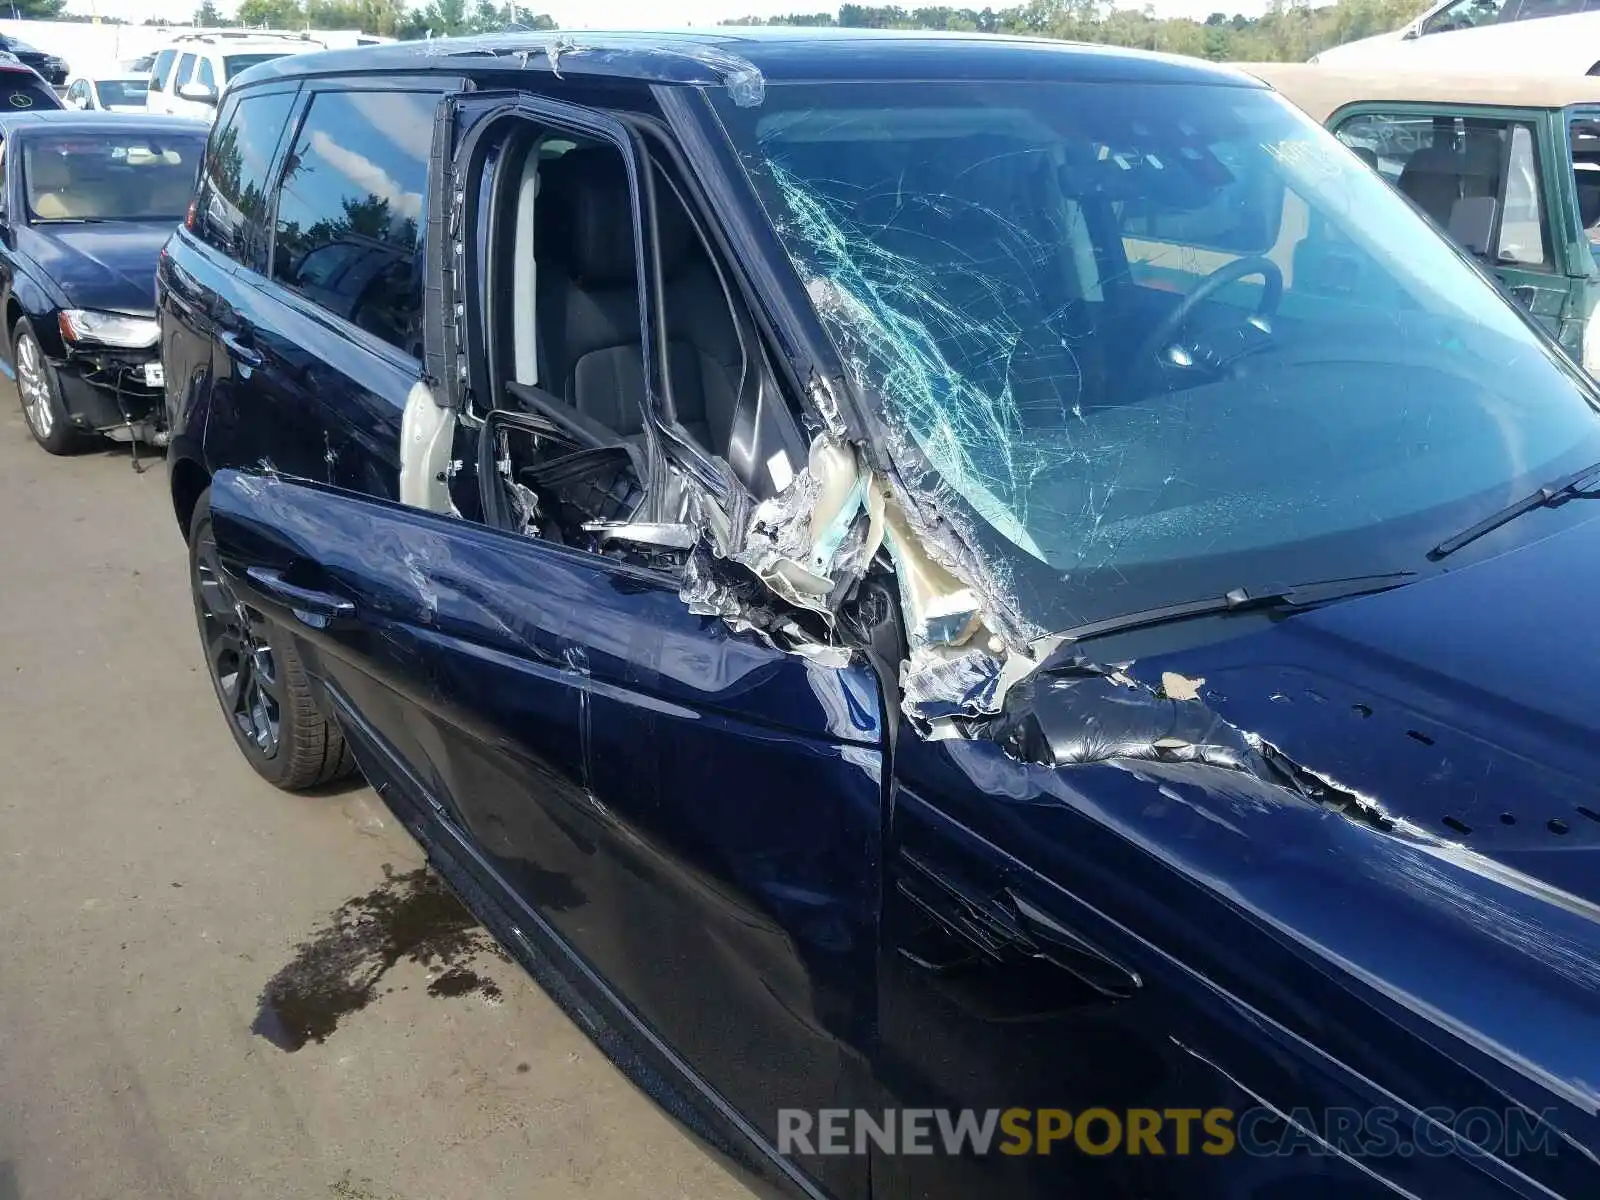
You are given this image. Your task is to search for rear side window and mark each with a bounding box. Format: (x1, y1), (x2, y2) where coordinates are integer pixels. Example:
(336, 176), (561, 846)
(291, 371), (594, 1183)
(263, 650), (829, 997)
(1336, 112), (1550, 267)
(1512, 0), (1584, 15)
(152, 49), (176, 90)
(269, 89), (440, 358)
(0, 76), (62, 112)
(224, 53), (288, 82)
(197, 58), (216, 91)
(195, 89), (295, 267)
(175, 54), (196, 89)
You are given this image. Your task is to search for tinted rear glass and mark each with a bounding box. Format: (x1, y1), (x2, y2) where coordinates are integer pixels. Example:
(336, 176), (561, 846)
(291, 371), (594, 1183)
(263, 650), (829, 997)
(0, 77), (61, 112)
(196, 88), (295, 263)
(95, 79), (149, 108)
(223, 53), (287, 81)
(270, 88), (439, 356)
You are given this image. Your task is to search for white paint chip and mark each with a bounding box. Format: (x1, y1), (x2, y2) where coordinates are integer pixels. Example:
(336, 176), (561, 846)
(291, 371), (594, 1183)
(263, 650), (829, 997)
(1161, 671), (1206, 702)
(766, 450), (795, 493)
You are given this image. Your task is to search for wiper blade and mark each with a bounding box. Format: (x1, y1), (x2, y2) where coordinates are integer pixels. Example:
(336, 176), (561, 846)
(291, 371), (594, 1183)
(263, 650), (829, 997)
(1052, 572), (1418, 646)
(1429, 460), (1600, 560)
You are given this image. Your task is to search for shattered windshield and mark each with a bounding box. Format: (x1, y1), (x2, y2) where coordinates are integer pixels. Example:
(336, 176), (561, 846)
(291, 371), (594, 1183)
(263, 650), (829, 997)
(713, 80), (1600, 632)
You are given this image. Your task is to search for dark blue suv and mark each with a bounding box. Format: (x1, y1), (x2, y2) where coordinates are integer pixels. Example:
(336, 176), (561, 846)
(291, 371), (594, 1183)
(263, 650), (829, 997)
(158, 29), (1600, 1200)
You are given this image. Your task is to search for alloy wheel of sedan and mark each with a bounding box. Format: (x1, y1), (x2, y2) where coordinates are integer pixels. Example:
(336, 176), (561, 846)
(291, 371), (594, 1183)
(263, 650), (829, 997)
(193, 527), (282, 759)
(11, 319), (80, 455)
(15, 332), (52, 439)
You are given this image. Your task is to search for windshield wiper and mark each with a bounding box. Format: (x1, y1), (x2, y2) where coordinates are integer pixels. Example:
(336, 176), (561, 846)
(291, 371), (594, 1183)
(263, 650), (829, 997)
(1051, 572), (1419, 646)
(1429, 460), (1600, 560)
(32, 217), (107, 224)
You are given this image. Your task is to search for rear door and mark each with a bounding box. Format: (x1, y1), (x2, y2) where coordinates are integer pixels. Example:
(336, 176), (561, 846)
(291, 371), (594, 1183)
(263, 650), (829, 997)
(203, 77), (455, 495)
(159, 80), (299, 479)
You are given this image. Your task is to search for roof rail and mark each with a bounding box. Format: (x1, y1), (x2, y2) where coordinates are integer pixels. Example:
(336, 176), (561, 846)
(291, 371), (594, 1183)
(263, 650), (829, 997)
(167, 30), (322, 46)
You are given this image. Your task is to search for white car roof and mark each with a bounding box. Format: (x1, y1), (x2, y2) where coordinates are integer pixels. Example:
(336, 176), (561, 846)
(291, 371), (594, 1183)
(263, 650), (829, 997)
(157, 33), (323, 52)
(1239, 61), (1600, 121)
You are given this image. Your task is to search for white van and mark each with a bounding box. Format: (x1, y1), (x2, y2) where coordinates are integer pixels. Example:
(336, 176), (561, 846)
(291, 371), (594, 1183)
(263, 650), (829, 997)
(147, 31), (325, 121)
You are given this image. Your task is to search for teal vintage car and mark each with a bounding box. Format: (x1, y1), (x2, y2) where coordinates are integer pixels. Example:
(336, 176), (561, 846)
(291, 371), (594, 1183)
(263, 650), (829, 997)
(1240, 63), (1600, 372)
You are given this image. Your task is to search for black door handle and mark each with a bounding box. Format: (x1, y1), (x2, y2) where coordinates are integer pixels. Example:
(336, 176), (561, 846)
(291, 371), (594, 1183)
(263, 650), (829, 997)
(244, 566), (355, 626)
(1007, 889), (1143, 1000)
(220, 330), (262, 368)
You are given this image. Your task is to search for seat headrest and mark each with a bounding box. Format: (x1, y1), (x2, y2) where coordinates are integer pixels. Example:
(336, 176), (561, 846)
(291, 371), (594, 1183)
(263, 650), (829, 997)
(537, 148), (695, 286)
(1398, 146), (1466, 225)
(27, 150), (69, 192)
(1348, 145), (1379, 171)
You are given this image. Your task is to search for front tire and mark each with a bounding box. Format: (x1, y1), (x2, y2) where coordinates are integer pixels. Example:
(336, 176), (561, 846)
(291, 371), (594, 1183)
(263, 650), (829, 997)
(188, 488), (356, 790)
(13, 317), (83, 455)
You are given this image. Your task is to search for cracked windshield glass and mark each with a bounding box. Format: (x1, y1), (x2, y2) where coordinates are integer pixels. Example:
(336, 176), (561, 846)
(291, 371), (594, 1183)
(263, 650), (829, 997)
(715, 80), (1600, 632)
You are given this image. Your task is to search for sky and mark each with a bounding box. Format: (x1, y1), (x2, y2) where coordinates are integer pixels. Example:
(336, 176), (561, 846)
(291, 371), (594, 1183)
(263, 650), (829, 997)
(57, 0), (1270, 30)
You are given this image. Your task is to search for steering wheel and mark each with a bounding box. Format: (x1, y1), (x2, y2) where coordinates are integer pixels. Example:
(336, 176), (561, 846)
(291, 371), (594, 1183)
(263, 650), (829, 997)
(1135, 255), (1285, 369)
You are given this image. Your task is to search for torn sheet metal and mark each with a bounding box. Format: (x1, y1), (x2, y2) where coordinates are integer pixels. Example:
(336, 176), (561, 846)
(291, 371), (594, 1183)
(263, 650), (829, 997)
(671, 422), (1045, 726)
(693, 435), (880, 618)
(989, 662), (1259, 771)
(678, 42), (765, 108)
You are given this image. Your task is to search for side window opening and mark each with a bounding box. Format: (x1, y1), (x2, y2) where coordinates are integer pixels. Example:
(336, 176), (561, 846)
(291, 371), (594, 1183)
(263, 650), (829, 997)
(175, 54), (196, 90)
(1423, 0), (1513, 33)
(463, 115), (795, 567)
(469, 129), (655, 548)
(197, 58), (216, 92)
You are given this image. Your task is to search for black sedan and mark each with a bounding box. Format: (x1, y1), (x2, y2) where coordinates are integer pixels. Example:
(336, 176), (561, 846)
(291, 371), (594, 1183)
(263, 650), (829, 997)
(0, 112), (207, 454)
(0, 35), (68, 86)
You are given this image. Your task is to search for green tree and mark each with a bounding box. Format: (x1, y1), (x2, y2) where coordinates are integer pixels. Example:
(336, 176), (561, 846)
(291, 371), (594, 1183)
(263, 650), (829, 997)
(236, 0), (306, 27)
(5, 0), (66, 17)
(193, 0), (225, 24)
(718, 0), (1435, 60)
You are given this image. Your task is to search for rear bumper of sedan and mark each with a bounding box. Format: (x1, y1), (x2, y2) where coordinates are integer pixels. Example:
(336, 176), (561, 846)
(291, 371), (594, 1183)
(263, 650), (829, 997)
(52, 346), (168, 445)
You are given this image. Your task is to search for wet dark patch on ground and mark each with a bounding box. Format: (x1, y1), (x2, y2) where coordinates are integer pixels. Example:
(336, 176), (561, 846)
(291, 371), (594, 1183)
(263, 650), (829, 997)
(427, 965), (502, 1001)
(253, 865), (510, 1052)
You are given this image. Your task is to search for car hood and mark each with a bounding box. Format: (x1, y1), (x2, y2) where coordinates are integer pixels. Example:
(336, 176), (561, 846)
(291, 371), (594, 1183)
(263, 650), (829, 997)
(17, 221), (170, 316)
(977, 511), (1600, 1144)
(1118, 509), (1600, 909)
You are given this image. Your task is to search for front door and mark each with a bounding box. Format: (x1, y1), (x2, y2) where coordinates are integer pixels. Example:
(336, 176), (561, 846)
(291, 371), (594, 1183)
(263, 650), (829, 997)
(206, 469), (881, 1200)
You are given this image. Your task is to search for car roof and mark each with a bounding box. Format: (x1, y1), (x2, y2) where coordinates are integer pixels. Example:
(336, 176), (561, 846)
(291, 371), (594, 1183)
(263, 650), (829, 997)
(238, 27), (1264, 91)
(0, 111), (207, 135)
(1241, 62), (1600, 122)
(161, 31), (321, 46)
